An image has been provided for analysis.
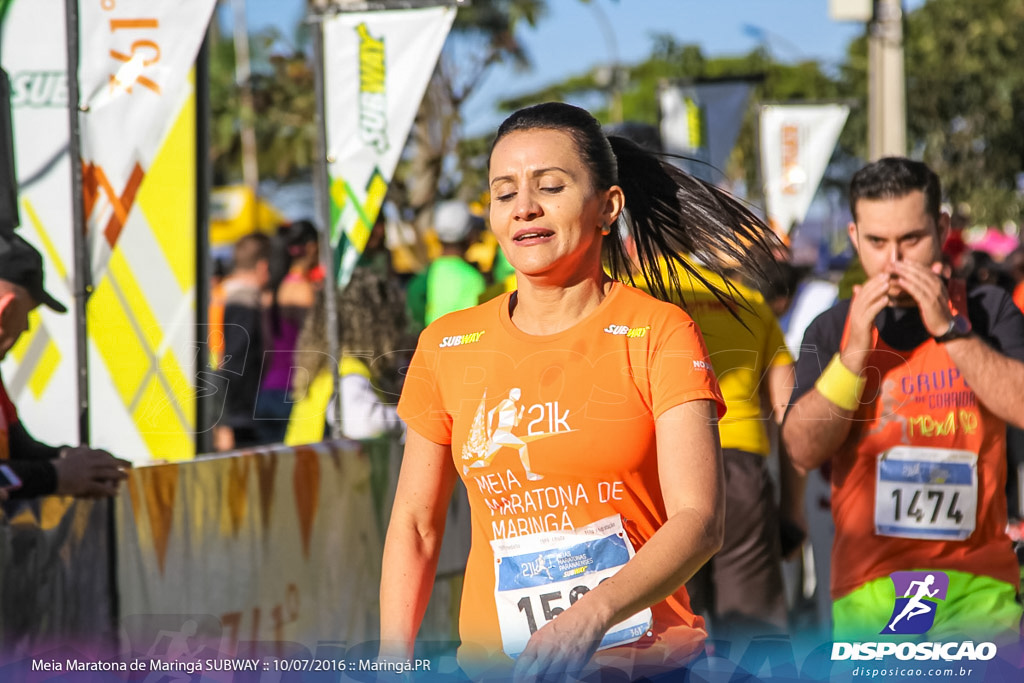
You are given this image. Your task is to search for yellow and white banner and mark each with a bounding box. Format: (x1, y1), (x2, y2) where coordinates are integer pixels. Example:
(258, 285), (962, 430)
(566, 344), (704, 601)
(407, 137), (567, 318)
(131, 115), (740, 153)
(116, 442), (383, 653)
(760, 103), (849, 235)
(3, 0), (212, 460)
(322, 5), (455, 286)
(78, 0), (214, 461)
(2, 0), (80, 446)
(79, 0), (214, 282)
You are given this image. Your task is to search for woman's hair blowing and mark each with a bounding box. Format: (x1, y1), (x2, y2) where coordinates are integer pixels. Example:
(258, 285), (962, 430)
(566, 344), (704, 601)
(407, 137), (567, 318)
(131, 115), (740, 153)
(491, 102), (783, 305)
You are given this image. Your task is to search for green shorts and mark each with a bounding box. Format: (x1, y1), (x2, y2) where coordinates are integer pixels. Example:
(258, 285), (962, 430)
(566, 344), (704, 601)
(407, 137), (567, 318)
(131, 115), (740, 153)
(833, 569), (1023, 643)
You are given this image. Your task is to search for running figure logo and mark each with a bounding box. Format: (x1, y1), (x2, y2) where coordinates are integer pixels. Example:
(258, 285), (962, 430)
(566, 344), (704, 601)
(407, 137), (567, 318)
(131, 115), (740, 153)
(881, 571), (949, 635)
(461, 388), (575, 481)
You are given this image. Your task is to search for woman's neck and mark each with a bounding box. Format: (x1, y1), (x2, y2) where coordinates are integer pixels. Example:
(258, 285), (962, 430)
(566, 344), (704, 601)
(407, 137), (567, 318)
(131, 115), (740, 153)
(510, 272), (613, 336)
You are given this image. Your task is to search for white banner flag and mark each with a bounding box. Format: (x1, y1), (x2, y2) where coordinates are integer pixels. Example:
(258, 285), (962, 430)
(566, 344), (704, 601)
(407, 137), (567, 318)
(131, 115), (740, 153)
(77, 1), (214, 461)
(1, 0), (78, 445)
(659, 81), (754, 184)
(322, 5), (456, 286)
(78, 0), (215, 279)
(760, 104), (849, 235)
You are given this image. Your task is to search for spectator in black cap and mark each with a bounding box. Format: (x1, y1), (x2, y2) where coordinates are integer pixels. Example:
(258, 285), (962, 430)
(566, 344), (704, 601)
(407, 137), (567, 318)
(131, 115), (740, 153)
(0, 233), (130, 499)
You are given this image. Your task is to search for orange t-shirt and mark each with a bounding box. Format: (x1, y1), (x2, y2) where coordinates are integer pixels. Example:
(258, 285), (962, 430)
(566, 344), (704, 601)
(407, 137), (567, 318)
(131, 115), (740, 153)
(398, 282), (725, 676)
(829, 318), (1018, 599)
(1013, 281), (1024, 314)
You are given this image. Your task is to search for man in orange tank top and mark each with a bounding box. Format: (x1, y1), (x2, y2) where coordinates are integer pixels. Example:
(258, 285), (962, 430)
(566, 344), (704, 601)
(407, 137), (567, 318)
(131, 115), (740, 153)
(782, 158), (1024, 644)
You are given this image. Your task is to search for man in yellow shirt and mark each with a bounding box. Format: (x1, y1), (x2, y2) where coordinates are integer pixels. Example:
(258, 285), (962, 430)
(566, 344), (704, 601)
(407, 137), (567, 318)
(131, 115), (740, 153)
(669, 262), (803, 639)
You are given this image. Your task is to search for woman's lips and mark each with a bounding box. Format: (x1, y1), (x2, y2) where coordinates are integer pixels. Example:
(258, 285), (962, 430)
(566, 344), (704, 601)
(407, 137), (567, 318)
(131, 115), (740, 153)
(512, 228), (555, 244)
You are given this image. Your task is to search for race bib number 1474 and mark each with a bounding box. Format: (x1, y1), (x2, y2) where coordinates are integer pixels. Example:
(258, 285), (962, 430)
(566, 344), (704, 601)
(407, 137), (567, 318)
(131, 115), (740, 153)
(875, 446), (978, 541)
(490, 515), (652, 659)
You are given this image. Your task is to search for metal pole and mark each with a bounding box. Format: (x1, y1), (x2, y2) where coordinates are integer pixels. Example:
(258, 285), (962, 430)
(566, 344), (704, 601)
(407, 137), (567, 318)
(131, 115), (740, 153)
(753, 104), (770, 225)
(63, 0), (90, 445)
(196, 30), (214, 455)
(311, 16), (343, 440)
(64, 0), (116, 642)
(231, 0), (260, 224)
(588, 2), (622, 124)
(868, 0), (906, 159)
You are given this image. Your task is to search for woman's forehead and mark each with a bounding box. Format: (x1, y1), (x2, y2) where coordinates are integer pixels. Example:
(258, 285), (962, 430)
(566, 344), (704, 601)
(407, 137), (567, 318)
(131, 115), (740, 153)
(489, 128), (584, 173)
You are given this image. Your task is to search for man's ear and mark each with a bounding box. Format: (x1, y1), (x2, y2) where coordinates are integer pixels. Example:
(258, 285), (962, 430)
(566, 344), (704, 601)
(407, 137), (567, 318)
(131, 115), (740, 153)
(847, 221), (860, 256)
(0, 292), (16, 324)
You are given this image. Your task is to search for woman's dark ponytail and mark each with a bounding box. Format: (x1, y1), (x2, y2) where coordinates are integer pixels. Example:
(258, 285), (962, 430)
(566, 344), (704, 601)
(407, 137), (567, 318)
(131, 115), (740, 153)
(491, 102), (783, 307)
(604, 135), (782, 308)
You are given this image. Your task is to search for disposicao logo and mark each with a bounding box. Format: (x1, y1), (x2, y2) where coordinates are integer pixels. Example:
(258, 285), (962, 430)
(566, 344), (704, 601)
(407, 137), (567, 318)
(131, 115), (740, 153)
(831, 570), (997, 663)
(883, 571), (947, 635)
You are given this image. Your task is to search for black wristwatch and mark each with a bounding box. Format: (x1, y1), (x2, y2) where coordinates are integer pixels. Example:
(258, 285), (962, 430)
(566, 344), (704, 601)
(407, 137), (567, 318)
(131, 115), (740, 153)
(934, 314), (972, 343)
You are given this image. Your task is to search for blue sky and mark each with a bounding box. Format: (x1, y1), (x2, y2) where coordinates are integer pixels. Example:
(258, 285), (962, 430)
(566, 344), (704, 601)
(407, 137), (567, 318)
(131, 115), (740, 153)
(240, 0), (927, 135)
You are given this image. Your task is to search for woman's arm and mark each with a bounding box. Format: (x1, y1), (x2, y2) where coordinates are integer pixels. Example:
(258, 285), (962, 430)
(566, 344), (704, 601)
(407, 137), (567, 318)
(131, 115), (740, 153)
(513, 399), (725, 680)
(379, 428), (459, 659)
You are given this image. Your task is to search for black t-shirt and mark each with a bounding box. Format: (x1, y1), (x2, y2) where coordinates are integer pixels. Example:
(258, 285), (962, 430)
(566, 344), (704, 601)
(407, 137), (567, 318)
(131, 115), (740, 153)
(789, 284), (1024, 408)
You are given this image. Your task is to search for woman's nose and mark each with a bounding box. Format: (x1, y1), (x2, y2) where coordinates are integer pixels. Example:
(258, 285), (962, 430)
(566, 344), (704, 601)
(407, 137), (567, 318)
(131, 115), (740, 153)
(512, 189), (541, 221)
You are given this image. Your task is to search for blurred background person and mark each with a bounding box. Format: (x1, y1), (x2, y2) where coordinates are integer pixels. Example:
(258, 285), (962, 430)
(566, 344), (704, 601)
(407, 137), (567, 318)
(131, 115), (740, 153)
(255, 220), (321, 444)
(212, 232), (271, 452)
(423, 200), (486, 326)
(942, 211), (970, 274)
(1006, 246), (1024, 314)
(285, 265), (409, 444)
(676, 262), (803, 641)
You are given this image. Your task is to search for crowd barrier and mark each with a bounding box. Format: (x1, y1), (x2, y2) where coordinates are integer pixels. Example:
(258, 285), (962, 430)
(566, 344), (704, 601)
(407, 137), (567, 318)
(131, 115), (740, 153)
(0, 438), (470, 664)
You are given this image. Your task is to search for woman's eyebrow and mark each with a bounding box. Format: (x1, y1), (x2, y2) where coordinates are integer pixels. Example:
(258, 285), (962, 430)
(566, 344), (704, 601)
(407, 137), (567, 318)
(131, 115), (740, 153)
(489, 167), (573, 188)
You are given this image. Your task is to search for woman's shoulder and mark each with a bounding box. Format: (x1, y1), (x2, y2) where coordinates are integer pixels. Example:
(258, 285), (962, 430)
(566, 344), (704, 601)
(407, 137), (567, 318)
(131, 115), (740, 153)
(276, 277), (316, 308)
(611, 282), (697, 326)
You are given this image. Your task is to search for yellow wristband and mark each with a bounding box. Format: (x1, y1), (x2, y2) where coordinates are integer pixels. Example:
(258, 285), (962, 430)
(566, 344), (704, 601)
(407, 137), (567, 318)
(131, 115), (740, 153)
(814, 353), (866, 411)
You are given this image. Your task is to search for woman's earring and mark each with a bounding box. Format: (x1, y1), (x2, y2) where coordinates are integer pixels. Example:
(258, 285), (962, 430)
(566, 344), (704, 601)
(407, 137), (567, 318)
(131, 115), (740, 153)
(600, 223), (611, 235)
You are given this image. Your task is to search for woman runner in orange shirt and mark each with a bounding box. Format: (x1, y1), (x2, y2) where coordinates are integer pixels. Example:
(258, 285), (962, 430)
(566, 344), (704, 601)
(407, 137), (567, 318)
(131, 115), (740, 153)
(380, 102), (781, 680)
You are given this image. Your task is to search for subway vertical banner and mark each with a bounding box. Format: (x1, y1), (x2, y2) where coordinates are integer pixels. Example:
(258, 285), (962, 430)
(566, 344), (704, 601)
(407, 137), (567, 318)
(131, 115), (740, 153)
(322, 5), (456, 287)
(2, 0), (215, 461)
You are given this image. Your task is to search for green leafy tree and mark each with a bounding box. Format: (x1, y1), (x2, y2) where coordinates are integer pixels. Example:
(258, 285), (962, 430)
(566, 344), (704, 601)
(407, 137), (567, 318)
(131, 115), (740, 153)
(844, 0), (1024, 224)
(209, 16), (316, 185)
(480, 35), (842, 203)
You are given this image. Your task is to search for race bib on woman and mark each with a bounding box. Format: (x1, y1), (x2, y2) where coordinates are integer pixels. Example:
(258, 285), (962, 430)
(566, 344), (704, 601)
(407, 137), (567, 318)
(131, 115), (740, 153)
(874, 446), (978, 541)
(490, 515), (653, 659)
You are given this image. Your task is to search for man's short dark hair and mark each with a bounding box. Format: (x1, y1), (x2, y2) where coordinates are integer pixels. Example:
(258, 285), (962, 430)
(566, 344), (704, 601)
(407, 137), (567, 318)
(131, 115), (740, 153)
(849, 157), (942, 225)
(232, 233), (271, 271)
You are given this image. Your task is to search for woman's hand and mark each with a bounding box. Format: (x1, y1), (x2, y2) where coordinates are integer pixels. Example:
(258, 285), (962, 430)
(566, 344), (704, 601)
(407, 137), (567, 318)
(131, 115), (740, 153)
(512, 599), (608, 682)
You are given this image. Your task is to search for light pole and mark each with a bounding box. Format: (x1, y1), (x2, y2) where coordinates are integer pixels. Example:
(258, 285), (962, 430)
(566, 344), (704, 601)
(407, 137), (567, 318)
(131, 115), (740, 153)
(588, 1), (622, 123)
(867, 0), (906, 158)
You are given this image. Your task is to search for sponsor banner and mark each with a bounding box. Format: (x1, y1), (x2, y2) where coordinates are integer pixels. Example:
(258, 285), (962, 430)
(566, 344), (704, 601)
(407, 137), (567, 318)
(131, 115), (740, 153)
(760, 103), (849, 235)
(85, 83), (200, 462)
(78, 0), (214, 281)
(0, 497), (113, 655)
(1, 0), (78, 445)
(116, 441), (384, 650)
(2, 0), (210, 461)
(322, 5), (455, 286)
(76, 0), (214, 461)
(659, 80), (753, 183)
